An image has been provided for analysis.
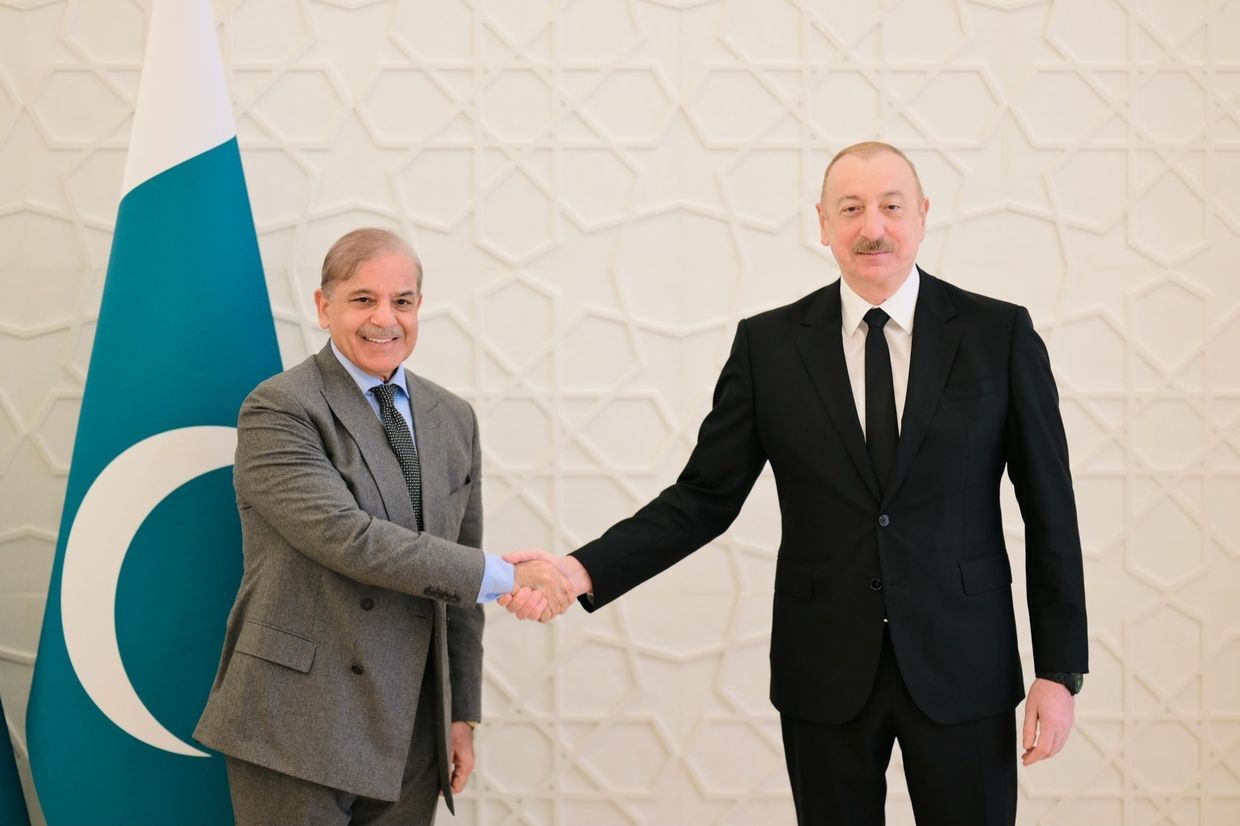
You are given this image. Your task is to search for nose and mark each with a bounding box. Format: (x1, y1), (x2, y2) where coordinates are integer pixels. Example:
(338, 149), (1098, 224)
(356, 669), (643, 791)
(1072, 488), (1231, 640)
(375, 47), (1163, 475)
(370, 300), (397, 326)
(860, 208), (885, 240)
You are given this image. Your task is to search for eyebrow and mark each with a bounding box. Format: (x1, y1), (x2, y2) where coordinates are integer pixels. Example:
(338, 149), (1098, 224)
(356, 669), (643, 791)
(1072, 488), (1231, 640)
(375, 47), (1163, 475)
(836, 190), (907, 206)
(345, 287), (417, 298)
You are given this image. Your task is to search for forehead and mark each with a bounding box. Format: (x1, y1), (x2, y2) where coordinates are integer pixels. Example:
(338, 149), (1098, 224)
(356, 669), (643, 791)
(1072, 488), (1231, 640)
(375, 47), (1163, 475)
(344, 251), (420, 292)
(824, 151), (919, 201)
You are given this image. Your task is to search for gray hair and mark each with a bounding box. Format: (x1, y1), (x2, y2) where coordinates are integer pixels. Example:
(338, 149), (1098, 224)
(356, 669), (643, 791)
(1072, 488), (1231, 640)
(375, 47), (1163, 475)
(321, 227), (423, 294)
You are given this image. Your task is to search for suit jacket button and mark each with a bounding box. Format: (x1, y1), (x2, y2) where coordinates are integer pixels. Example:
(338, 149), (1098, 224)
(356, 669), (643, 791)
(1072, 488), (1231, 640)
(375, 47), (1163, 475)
(361, 598), (375, 610)
(870, 578), (883, 591)
(878, 514), (891, 527)
(351, 664), (364, 675)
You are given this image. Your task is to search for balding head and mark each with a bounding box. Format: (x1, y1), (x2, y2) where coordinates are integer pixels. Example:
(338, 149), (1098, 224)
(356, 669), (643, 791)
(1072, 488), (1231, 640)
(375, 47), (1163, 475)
(821, 141), (924, 203)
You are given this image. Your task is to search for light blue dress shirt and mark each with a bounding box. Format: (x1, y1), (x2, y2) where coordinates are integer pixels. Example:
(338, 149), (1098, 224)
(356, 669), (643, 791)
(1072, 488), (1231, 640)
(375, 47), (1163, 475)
(329, 341), (514, 603)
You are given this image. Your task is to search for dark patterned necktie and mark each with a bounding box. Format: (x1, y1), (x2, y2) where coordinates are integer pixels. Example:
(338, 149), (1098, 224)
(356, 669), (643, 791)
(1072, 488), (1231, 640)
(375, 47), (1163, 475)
(372, 382), (423, 531)
(864, 308), (899, 494)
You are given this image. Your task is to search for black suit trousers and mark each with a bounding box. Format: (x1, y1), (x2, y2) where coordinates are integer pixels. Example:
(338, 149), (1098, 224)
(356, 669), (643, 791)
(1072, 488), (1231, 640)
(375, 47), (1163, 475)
(781, 626), (1016, 826)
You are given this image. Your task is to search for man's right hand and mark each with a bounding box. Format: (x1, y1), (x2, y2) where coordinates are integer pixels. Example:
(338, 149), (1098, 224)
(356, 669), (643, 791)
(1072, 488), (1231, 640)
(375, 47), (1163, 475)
(506, 552), (572, 620)
(498, 550), (592, 622)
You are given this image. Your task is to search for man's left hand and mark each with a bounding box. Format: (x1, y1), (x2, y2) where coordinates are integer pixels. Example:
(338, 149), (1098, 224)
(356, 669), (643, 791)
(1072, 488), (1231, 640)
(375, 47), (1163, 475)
(449, 722), (476, 793)
(1021, 677), (1075, 766)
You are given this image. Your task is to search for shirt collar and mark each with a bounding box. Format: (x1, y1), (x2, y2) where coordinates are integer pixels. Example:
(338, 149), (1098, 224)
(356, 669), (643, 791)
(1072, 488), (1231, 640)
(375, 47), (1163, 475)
(839, 266), (920, 336)
(329, 339), (411, 401)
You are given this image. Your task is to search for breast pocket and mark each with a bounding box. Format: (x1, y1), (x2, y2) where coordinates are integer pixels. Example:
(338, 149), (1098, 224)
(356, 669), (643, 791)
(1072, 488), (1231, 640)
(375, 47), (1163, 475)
(941, 376), (997, 404)
(446, 479), (472, 525)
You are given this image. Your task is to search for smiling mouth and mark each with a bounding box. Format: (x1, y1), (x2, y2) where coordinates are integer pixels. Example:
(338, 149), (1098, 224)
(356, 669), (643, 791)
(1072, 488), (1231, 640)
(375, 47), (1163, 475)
(361, 335), (399, 344)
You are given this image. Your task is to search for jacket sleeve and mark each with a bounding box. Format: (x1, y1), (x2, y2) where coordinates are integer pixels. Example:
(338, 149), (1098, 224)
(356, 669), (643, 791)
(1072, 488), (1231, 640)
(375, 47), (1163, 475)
(447, 405), (485, 722)
(1005, 306), (1089, 674)
(233, 381), (486, 607)
(571, 319), (768, 609)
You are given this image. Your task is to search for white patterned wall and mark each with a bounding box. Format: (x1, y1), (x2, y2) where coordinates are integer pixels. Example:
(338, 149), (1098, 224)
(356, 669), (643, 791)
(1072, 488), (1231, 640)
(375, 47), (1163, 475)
(2, 1), (1239, 824)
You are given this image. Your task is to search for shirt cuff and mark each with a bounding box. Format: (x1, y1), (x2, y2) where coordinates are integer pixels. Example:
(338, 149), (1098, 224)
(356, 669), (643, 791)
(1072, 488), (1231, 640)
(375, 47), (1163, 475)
(476, 554), (515, 603)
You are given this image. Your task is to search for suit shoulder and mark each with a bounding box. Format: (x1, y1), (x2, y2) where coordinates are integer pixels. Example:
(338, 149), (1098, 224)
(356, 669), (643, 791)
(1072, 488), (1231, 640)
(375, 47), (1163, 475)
(409, 373), (477, 421)
(243, 353), (321, 408)
(928, 274), (1022, 321)
(743, 286), (833, 331)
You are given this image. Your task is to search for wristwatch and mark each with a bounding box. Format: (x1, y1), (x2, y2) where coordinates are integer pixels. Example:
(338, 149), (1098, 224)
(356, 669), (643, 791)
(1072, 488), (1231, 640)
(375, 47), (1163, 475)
(1037, 672), (1084, 695)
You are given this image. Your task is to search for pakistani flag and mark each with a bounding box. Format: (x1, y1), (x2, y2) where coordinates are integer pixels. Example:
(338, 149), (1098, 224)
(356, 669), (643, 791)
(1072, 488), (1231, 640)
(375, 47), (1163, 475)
(25, 1), (281, 823)
(1, 693), (30, 826)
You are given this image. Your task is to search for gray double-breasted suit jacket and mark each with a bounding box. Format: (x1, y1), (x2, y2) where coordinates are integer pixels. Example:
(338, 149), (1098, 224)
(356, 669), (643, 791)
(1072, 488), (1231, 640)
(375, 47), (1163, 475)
(194, 345), (486, 808)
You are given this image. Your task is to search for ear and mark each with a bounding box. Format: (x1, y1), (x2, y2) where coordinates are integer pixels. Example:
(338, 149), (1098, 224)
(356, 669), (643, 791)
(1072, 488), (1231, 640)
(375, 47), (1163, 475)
(313, 288), (330, 329)
(916, 197), (930, 238)
(815, 202), (830, 248)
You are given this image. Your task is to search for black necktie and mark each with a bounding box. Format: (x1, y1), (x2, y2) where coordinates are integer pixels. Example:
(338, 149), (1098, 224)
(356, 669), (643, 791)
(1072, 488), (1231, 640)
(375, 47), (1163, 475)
(864, 308), (898, 494)
(372, 382), (423, 531)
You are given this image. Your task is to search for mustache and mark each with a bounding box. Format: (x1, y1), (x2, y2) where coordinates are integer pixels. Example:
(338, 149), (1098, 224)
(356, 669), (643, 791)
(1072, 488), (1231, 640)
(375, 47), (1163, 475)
(359, 324), (403, 339)
(852, 238), (895, 254)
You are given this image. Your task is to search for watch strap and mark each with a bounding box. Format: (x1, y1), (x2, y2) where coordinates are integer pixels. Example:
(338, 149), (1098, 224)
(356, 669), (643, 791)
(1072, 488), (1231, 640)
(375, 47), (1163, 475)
(1036, 671), (1083, 695)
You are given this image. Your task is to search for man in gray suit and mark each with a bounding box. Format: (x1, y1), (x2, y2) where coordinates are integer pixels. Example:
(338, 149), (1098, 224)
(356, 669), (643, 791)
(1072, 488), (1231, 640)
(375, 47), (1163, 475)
(195, 228), (568, 825)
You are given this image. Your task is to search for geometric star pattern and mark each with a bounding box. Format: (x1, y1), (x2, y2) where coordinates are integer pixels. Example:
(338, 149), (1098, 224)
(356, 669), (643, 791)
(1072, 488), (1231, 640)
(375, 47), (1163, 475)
(1, 1), (1239, 823)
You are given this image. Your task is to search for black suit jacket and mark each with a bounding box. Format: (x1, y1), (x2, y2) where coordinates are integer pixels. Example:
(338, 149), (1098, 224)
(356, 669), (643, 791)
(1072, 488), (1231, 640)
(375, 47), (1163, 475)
(573, 271), (1088, 725)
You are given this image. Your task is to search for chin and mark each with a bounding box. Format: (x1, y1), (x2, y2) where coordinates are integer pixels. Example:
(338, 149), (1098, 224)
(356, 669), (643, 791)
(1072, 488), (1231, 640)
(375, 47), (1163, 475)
(860, 267), (903, 282)
(362, 361), (398, 379)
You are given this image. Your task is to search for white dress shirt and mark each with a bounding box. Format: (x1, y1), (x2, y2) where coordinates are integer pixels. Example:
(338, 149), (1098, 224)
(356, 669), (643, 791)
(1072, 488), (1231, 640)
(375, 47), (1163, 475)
(839, 267), (920, 437)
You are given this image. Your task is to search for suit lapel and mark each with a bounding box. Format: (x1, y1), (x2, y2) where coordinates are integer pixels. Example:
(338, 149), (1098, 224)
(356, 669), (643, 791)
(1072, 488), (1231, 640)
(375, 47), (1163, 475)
(882, 272), (960, 506)
(793, 283), (882, 502)
(315, 346), (419, 530)
(406, 372), (445, 537)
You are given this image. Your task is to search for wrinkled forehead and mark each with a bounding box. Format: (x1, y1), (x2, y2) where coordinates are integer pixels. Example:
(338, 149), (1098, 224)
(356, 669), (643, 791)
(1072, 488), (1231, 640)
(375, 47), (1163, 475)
(336, 280), (419, 298)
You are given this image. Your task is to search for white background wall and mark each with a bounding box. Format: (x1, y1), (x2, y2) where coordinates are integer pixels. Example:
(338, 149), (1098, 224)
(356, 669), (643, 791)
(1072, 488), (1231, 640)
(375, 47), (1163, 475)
(2, 1), (1240, 824)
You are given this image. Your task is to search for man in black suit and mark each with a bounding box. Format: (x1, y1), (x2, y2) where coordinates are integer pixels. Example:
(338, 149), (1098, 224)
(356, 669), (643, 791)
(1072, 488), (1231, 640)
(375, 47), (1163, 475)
(505, 141), (1088, 824)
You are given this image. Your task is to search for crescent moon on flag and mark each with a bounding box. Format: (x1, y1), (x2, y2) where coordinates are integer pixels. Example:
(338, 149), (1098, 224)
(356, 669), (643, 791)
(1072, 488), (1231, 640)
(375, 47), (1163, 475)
(60, 425), (237, 758)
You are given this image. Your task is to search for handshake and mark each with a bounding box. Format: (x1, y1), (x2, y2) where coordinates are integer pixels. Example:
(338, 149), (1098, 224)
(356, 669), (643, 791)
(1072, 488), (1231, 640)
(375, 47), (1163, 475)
(498, 550), (593, 622)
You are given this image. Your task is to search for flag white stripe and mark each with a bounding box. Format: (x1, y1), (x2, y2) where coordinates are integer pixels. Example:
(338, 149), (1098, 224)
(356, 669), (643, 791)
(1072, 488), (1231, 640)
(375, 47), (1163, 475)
(121, 0), (235, 196)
